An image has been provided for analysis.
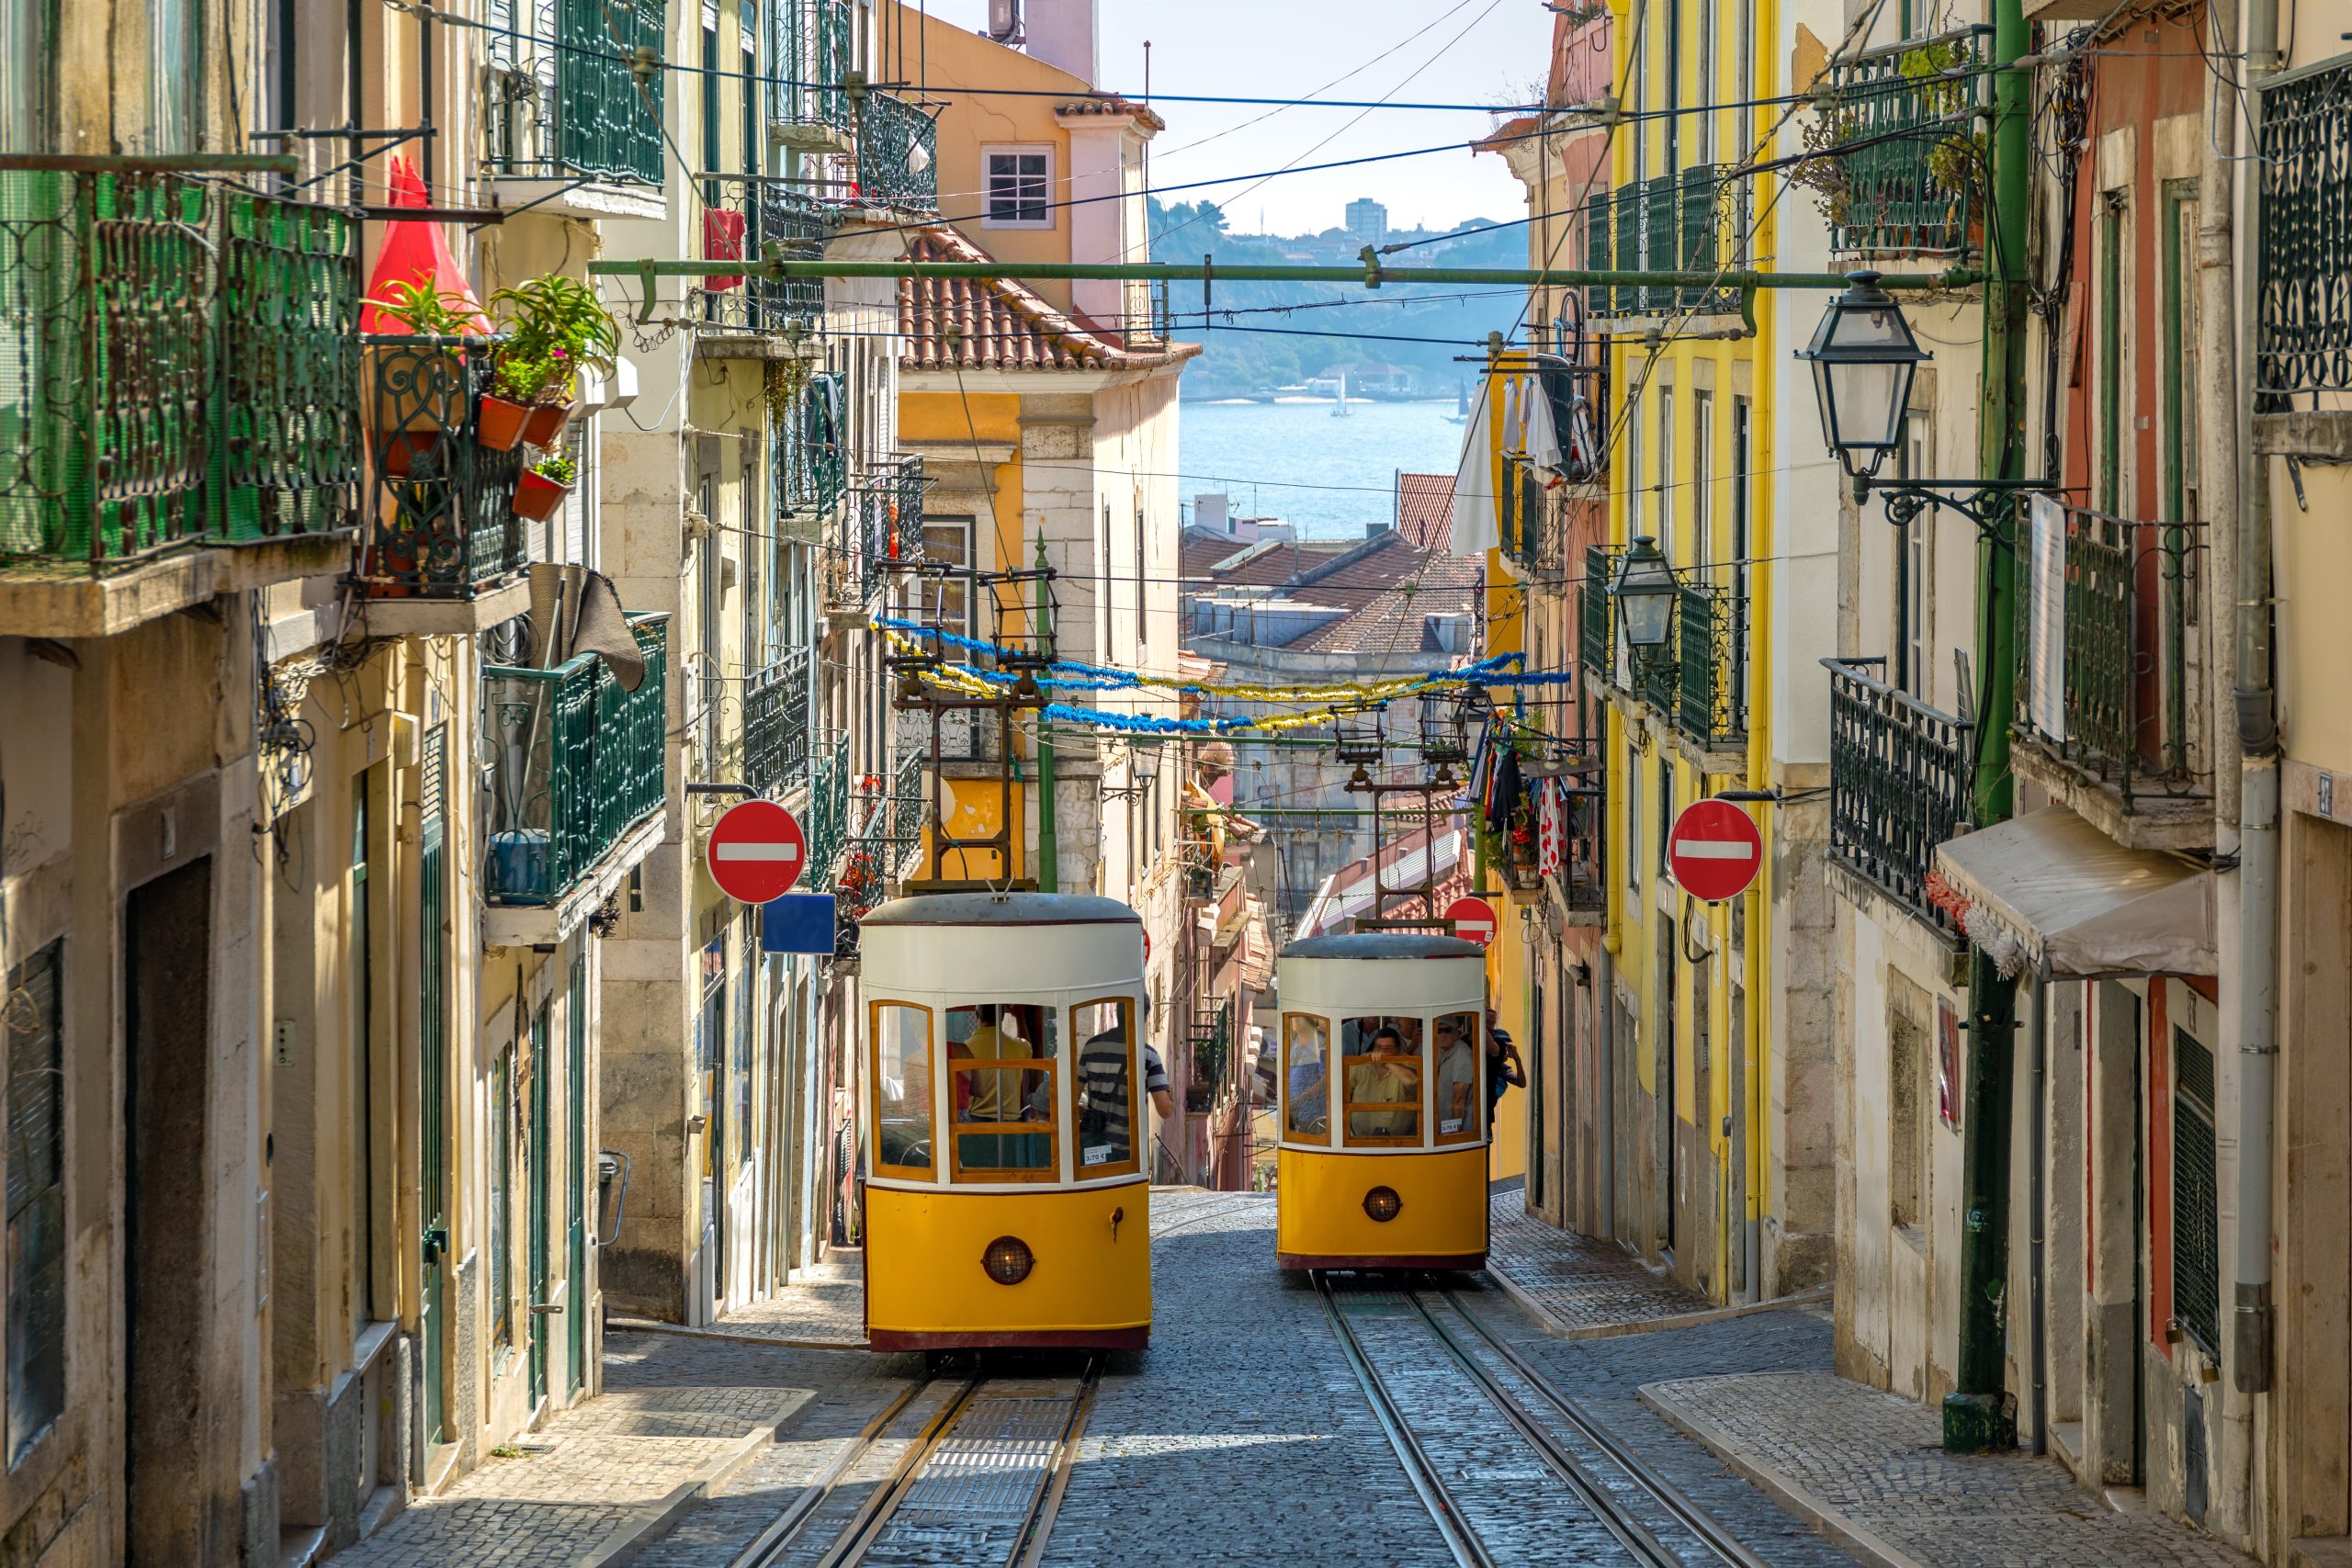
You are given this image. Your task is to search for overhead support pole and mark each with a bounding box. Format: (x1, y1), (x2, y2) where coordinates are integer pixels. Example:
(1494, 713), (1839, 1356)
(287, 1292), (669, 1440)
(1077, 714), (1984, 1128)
(588, 257), (1970, 293)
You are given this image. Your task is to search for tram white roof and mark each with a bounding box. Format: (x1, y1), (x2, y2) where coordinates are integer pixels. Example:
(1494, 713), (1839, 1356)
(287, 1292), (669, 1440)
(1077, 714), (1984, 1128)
(859, 891), (1140, 928)
(1280, 932), (1482, 962)
(859, 892), (1145, 999)
(1276, 931), (1486, 1016)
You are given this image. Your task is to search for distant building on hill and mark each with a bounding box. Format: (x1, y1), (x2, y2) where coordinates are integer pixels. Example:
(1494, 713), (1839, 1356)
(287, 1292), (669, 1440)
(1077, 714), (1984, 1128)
(1344, 197), (1389, 245)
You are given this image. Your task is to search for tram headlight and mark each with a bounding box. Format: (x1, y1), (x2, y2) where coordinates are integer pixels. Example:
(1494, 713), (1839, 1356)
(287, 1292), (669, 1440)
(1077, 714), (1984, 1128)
(1363, 1186), (1403, 1224)
(981, 1235), (1035, 1285)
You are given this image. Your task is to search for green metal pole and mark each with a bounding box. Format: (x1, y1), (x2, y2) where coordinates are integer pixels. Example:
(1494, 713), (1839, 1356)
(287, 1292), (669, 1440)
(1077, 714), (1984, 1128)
(594, 257), (1969, 293)
(1945, 0), (2031, 1458)
(1033, 527), (1057, 894)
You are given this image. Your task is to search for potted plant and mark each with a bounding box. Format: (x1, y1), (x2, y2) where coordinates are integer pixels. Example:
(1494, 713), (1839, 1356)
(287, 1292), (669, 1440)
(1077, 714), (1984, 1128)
(512, 450), (577, 523)
(490, 275), (621, 447)
(363, 280), (483, 440)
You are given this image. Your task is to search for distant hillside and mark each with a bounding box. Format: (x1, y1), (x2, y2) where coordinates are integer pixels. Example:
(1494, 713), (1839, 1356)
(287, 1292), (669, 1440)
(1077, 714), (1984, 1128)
(1147, 197), (1532, 400)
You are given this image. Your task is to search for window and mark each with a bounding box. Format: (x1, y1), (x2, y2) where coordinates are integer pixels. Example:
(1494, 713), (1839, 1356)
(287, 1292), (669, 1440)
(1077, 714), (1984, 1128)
(915, 515), (974, 636)
(1735, 1), (1754, 171)
(872, 1004), (934, 1177)
(491, 1042), (514, 1348)
(1657, 760), (1676, 878)
(1071, 999), (1139, 1175)
(984, 147), (1052, 228)
(1342, 1018), (1422, 1146)
(1625, 756), (1644, 892)
(1432, 1012), (1482, 1144)
(944, 1004), (1059, 1179)
(2173, 1022), (2221, 1354)
(2098, 194), (2127, 516)
(1283, 1014), (1330, 1145)
(6, 940), (64, 1461)
(1691, 391), (1714, 567)
(1, 0), (53, 152)
(740, 0), (761, 175)
(1895, 416), (1931, 695)
(147, 0), (200, 152)
(2163, 183), (2202, 525)
(1657, 389), (1677, 552)
(1731, 399), (1751, 714)
(352, 769), (378, 1327)
(1695, 0), (1718, 167)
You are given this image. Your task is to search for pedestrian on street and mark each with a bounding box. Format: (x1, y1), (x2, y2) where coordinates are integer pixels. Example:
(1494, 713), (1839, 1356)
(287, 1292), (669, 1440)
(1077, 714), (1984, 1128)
(1486, 1008), (1527, 1121)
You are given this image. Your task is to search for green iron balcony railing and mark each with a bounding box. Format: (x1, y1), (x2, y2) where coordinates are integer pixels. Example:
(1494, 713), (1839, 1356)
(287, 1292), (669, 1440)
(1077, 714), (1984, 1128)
(742, 647), (812, 795)
(2014, 504), (2205, 807)
(482, 613), (671, 906)
(484, 0), (666, 186)
(696, 175), (831, 333)
(1639, 604), (1679, 716)
(829, 455), (924, 611)
(1499, 457), (1548, 575)
(776, 370), (846, 527)
(0, 169), (362, 567)
(856, 90), (938, 214)
(805, 731), (853, 888)
(885, 747), (928, 879)
(774, 0), (856, 142)
(1825, 656), (1973, 932)
(1676, 580), (1747, 750)
(1579, 544), (1618, 681)
(2256, 51), (2352, 397)
(1811, 26), (1988, 257)
(1585, 167), (1741, 318)
(363, 335), (529, 597)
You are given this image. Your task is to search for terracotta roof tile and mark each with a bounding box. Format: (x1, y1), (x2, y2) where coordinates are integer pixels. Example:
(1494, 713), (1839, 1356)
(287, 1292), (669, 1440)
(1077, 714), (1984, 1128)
(897, 224), (1200, 372)
(1055, 94), (1168, 133)
(1396, 472), (1454, 551)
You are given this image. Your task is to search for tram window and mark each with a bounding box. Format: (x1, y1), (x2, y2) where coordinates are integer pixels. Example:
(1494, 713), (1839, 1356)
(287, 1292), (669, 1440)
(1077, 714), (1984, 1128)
(1071, 998), (1139, 1175)
(1341, 1017), (1423, 1146)
(945, 1003), (1059, 1179)
(872, 1004), (935, 1178)
(1432, 1012), (1482, 1143)
(1283, 1014), (1330, 1144)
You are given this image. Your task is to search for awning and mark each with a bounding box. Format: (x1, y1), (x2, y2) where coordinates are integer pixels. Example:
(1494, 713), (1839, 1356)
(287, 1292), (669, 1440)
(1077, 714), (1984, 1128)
(1930, 807), (2216, 978)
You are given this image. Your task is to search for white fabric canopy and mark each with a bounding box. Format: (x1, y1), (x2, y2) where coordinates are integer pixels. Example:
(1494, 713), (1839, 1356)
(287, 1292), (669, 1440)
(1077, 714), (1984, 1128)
(1932, 806), (2216, 977)
(1449, 378), (1498, 558)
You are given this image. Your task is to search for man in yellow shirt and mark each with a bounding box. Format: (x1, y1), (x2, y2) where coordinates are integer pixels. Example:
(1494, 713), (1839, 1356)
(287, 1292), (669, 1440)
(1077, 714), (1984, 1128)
(955, 1005), (1047, 1170)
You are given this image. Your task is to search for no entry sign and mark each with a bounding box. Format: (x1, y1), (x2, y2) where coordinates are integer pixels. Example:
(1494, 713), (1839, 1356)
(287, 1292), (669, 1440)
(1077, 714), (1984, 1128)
(706, 799), (808, 904)
(1446, 896), (1498, 947)
(1668, 797), (1763, 903)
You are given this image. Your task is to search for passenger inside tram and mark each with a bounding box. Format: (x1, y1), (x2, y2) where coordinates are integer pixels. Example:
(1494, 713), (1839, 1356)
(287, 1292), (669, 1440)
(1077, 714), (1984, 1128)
(947, 1003), (1057, 1173)
(1284, 1014), (1329, 1138)
(1343, 1020), (1422, 1141)
(1432, 1012), (1481, 1138)
(1075, 998), (1137, 1170)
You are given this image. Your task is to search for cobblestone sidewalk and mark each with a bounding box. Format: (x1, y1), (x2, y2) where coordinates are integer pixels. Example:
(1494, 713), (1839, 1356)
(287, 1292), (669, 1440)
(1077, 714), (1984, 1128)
(614, 1252), (869, 1348)
(1644, 1371), (2258, 1568)
(334, 1333), (816, 1568)
(1486, 1186), (1715, 1338)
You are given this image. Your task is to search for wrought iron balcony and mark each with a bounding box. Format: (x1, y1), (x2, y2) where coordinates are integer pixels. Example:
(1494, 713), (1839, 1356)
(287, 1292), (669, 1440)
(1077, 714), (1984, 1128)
(1579, 545), (1619, 681)
(829, 455), (924, 612)
(2014, 504), (2206, 810)
(885, 748), (928, 879)
(0, 171), (362, 569)
(481, 614), (671, 906)
(1825, 656), (1973, 932)
(856, 91), (938, 214)
(776, 370), (847, 528)
(1499, 457), (1549, 575)
(742, 648), (813, 795)
(773, 0), (856, 144)
(1676, 581), (1747, 751)
(804, 732), (853, 890)
(1587, 166), (1742, 318)
(1811, 26), (1988, 257)
(2256, 51), (2352, 399)
(483, 0), (666, 186)
(363, 336), (529, 597)
(696, 176), (831, 335)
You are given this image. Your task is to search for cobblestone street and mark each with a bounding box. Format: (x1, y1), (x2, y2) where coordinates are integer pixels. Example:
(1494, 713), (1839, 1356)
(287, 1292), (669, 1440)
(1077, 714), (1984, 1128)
(334, 1191), (2264, 1567)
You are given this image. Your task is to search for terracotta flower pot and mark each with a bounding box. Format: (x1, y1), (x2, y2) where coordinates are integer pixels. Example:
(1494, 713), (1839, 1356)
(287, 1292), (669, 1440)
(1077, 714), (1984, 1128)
(521, 401), (576, 448)
(476, 394), (530, 451)
(513, 469), (572, 523)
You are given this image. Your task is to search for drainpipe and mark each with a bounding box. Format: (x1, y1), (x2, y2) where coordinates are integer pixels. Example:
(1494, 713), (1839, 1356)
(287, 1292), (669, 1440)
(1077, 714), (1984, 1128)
(1597, 943), (1617, 1242)
(1034, 528), (1057, 893)
(2232, 0), (2279, 1398)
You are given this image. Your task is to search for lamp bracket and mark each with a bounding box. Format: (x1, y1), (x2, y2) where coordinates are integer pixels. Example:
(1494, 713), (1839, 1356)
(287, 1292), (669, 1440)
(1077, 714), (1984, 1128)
(1856, 477), (2052, 547)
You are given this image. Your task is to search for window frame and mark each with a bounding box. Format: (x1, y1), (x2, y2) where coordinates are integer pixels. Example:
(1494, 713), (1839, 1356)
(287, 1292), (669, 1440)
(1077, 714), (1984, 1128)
(1069, 998), (1142, 1179)
(1283, 1011), (1333, 1146)
(869, 1000), (938, 1181)
(981, 144), (1055, 230)
(1431, 1012), (1485, 1145)
(1340, 1017), (1426, 1150)
(944, 1003), (1062, 1184)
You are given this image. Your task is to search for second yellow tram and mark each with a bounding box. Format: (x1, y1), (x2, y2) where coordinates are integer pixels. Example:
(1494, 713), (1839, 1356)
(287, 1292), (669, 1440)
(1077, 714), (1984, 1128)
(857, 891), (1151, 1350)
(1273, 932), (1490, 1270)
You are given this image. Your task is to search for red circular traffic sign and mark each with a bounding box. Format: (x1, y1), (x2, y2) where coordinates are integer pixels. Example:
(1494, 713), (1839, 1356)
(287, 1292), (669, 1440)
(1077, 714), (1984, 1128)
(706, 799), (808, 903)
(1446, 896), (1498, 947)
(1668, 797), (1763, 902)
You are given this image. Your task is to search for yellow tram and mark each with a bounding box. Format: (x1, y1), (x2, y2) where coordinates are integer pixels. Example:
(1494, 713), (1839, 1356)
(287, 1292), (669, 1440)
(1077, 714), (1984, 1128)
(858, 891), (1151, 1350)
(1273, 932), (1491, 1270)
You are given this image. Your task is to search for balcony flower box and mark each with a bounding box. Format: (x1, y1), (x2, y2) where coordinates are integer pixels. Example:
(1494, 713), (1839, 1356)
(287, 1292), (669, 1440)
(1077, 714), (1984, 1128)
(476, 393), (529, 451)
(513, 453), (575, 522)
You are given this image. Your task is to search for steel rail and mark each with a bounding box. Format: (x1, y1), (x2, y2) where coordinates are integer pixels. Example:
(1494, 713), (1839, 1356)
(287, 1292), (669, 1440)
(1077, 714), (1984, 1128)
(1313, 1273), (1498, 1568)
(1010, 1359), (1103, 1568)
(805, 1376), (987, 1568)
(729, 1375), (939, 1568)
(1405, 1292), (1679, 1568)
(1438, 1287), (1778, 1568)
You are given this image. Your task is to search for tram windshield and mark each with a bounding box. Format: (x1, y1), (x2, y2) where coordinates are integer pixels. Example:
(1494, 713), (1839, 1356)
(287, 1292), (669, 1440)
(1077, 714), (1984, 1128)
(1431, 1012), (1482, 1143)
(1341, 1017), (1423, 1145)
(1283, 1014), (1330, 1144)
(873, 1004), (934, 1177)
(1071, 999), (1139, 1175)
(945, 1003), (1059, 1179)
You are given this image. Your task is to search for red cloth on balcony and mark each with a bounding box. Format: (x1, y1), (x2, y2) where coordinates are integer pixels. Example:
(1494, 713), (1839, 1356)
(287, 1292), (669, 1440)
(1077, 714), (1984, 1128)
(359, 155), (491, 335)
(703, 208), (745, 291)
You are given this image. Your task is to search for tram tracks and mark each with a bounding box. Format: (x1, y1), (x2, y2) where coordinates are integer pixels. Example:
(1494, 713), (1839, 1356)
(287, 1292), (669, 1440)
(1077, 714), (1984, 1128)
(728, 1362), (1098, 1568)
(1316, 1274), (1775, 1568)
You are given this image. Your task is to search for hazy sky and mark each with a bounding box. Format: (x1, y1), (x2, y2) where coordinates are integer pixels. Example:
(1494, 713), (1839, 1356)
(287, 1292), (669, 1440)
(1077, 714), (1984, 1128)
(900, 1), (1553, 235)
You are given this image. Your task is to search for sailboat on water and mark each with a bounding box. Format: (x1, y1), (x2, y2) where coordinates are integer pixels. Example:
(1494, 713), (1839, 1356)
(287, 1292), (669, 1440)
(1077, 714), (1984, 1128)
(1446, 378), (1468, 425)
(1331, 369), (1351, 418)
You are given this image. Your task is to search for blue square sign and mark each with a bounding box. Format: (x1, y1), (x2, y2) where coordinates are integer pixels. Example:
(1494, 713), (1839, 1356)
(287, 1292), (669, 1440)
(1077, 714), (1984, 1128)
(761, 892), (838, 955)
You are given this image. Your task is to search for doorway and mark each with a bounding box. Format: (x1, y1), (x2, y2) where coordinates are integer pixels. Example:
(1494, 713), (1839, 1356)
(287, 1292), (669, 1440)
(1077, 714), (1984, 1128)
(1657, 919), (1678, 1259)
(126, 857), (214, 1566)
(527, 999), (550, 1408)
(566, 957), (588, 1399)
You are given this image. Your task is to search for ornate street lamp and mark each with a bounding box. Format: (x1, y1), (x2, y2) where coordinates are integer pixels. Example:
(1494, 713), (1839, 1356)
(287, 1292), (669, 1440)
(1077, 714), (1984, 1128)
(1607, 534), (1679, 649)
(1795, 270), (1929, 487)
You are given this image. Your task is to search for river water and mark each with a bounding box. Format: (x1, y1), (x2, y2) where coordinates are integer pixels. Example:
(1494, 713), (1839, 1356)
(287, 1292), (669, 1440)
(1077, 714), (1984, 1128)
(1175, 399), (1467, 540)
